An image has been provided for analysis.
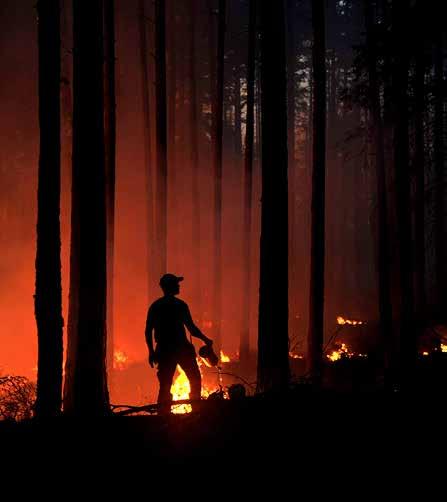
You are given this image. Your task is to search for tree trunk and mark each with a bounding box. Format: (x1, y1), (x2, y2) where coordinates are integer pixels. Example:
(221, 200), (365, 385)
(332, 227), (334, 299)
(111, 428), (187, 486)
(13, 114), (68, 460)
(155, 0), (168, 278)
(307, 0), (326, 382)
(189, 0), (202, 318)
(104, 0), (116, 386)
(392, 0), (415, 387)
(64, 0), (110, 415)
(240, 0), (256, 363)
(364, 0), (393, 380)
(257, 0), (290, 392)
(434, 30), (445, 323)
(35, 0), (64, 418)
(212, 0), (226, 351)
(138, 0), (157, 302)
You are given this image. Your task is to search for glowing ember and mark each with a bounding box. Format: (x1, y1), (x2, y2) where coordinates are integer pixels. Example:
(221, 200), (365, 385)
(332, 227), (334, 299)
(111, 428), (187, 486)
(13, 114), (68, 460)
(337, 316), (364, 326)
(289, 352), (304, 359)
(220, 350), (230, 363)
(441, 344), (447, 353)
(422, 351), (429, 357)
(113, 349), (130, 371)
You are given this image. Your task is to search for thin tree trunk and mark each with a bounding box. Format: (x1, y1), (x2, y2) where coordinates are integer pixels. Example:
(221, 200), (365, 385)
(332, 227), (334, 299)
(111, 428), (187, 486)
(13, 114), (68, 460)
(365, 0), (393, 380)
(257, 0), (289, 392)
(212, 0), (226, 351)
(64, 0), (110, 415)
(414, 36), (426, 329)
(307, 0), (326, 382)
(168, 1), (177, 238)
(189, 0), (202, 318)
(240, 0), (256, 363)
(35, 0), (64, 418)
(138, 0), (157, 301)
(104, 0), (116, 385)
(392, 0), (415, 387)
(434, 30), (445, 322)
(155, 0), (168, 278)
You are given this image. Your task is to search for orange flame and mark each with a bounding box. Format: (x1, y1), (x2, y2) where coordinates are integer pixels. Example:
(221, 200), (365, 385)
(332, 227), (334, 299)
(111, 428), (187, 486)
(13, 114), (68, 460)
(337, 316), (364, 326)
(113, 348), (130, 371)
(220, 350), (230, 363)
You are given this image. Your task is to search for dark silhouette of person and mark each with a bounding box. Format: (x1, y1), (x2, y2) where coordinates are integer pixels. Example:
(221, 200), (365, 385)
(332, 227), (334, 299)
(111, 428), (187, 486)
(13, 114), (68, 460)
(145, 274), (213, 413)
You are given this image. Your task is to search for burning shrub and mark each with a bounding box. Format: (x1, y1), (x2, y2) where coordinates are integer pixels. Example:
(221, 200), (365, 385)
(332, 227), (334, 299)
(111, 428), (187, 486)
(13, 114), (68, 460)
(0, 375), (36, 422)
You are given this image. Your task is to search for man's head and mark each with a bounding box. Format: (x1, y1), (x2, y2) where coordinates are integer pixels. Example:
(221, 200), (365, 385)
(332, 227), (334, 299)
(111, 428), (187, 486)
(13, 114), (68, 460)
(159, 273), (184, 296)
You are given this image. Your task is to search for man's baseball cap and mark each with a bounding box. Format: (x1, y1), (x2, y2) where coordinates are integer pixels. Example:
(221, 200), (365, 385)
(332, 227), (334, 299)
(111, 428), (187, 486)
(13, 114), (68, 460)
(159, 273), (184, 288)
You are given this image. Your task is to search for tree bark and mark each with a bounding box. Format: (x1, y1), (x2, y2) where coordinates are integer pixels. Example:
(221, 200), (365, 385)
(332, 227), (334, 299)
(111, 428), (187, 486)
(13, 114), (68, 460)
(35, 0), (64, 418)
(240, 0), (256, 363)
(257, 0), (290, 392)
(104, 0), (116, 386)
(307, 0), (326, 382)
(64, 0), (110, 415)
(212, 0), (226, 351)
(365, 0), (393, 380)
(155, 0), (168, 278)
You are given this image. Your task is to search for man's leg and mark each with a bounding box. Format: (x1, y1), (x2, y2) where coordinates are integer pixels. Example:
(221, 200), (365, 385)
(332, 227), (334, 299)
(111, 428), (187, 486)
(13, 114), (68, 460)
(179, 345), (202, 402)
(157, 355), (177, 414)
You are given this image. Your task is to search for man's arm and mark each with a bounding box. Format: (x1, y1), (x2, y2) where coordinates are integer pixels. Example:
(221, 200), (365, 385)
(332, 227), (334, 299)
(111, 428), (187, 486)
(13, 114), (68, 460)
(145, 306), (156, 367)
(184, 305), (212, 345)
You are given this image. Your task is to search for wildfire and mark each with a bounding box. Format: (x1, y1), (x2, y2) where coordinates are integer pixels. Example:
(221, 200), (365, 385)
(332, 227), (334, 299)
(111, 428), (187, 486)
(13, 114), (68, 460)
(113, 349), (129, 371)
(220, 350), (230, 363)
(326, 343), (366, 362)
(289, 352), (304, 360)
(337, 316), (364, 326)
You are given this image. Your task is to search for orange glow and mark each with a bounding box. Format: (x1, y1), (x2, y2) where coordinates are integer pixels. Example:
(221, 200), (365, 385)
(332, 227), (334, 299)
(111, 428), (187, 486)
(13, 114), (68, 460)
(337, 316), (364, 326)
(113, 348), (130, 371)
(220, 350), (230, 363)
(327, 343), (366, 362)
(289, 352), (303, 359)
(441, 344), (447, 353)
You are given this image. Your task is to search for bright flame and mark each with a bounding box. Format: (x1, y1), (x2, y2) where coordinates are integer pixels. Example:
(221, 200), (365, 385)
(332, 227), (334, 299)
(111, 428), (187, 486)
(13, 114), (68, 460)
(337, 316), (364, 326)
(441, 344), (447, 353)
(289, 352), (303, 360)
(422, 351), (429, 357)
(220, 350), (230, 363)
(113, 348), (130, 371)
(171, 366), (192, 414)
(327, 343), (366, 362)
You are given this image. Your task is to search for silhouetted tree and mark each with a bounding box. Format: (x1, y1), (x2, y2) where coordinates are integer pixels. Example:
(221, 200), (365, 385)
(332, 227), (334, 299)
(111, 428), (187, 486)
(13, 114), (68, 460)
(240, 0), (256, 363)
(35, 0), (64, 418)
(307, 0), (326, 382)
(364, 0), (392, 378)
(155, 0), (168, 278)
(104, 0), (116, 380)
(212, 0), (226, 351)
(138, 0), (157, 302)
(64, 0), (110, 415)
(257, 0), (289, 392)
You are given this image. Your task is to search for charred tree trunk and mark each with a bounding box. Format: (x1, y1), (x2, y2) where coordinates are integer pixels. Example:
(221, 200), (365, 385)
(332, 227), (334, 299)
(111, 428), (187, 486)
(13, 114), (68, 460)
(35, 0), (64, 418)
(364, 0), (393, 380)
(434, 30), (446, 323)
(189, 0), (202, 317)
(168, 2), (177, 237)
(104, 0), (116, 384)
(391, 0), (415, 387)
(212, 0), (226, 351)
(155, 0), (168, 278)
(64, 0), (110, 415)
(257, 0), (289, 392)
(240, 0), (256, 363)
(307, 0), (326, 382)
(414, 35), (426, 328)
(138, 0), (157, 301)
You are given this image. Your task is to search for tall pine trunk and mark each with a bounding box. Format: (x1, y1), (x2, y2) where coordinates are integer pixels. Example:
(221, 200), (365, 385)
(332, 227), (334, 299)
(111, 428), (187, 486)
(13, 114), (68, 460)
(392, 0), (415, 386)
(155, 0), (168, 278)
(240, 0), (256, 363)
(104, 0), (116, 384)
(365, 0), (393, 379)
(307, 0), (326, 382)
(64, 0), (110, 415)
(257, 0), (289, 392)
(212, 0), (226, 351)
(189, 0), (202, 317)
(138, 0), (157, 301)
(35, 0), (64, 418)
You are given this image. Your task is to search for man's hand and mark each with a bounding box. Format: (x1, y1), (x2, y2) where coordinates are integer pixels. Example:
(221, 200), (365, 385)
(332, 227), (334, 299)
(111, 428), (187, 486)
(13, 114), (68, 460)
(149, 352), (157, 368)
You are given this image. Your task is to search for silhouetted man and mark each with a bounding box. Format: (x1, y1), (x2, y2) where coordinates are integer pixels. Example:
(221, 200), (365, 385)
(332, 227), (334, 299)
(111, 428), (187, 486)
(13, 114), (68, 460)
(145, 274), (213, 413)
